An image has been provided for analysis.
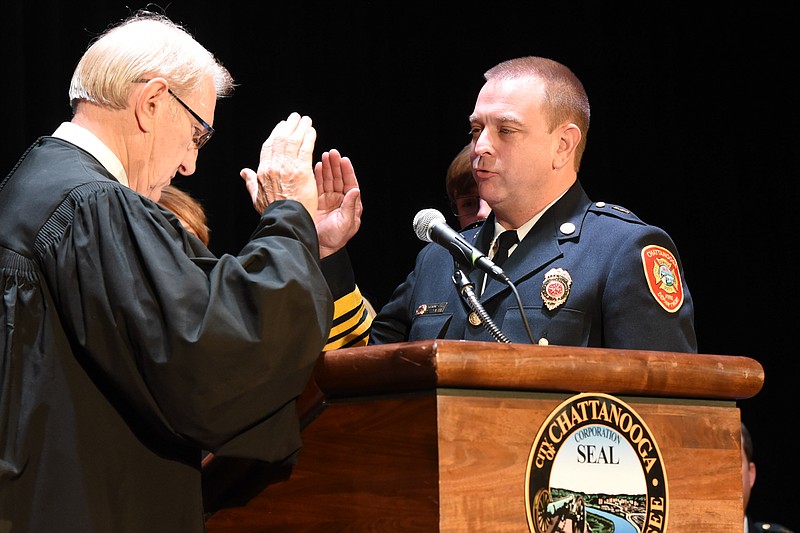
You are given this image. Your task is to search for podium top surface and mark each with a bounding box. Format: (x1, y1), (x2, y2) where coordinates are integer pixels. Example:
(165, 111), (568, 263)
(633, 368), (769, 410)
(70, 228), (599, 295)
(314, 340), (764, 401)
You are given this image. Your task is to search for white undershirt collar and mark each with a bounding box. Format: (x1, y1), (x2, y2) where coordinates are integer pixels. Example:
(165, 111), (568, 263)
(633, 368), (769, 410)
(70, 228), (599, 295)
(52, 122), (129, 187)
(489, 190), (567, 259)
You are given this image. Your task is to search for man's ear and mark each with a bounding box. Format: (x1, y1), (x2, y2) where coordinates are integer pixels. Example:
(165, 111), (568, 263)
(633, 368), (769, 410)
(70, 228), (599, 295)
(133, 78), (170, 133)
(554, 123), (581, 171)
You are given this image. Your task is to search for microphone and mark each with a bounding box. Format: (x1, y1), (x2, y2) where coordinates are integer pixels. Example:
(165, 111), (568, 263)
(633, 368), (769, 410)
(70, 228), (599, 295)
(413, 208), (509, 283)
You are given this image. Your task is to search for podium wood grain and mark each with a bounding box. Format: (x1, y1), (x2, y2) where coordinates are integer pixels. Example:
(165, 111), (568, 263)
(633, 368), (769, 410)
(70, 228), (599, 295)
(204, 340), (763, 532)
(437, 393), (742, 531)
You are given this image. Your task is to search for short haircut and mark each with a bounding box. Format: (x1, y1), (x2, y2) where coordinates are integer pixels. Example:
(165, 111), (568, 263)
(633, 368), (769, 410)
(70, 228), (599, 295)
(484, 56), (590, 171)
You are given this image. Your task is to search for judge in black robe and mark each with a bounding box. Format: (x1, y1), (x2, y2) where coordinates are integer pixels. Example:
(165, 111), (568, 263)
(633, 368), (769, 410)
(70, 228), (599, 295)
(0, 134), (332, 531)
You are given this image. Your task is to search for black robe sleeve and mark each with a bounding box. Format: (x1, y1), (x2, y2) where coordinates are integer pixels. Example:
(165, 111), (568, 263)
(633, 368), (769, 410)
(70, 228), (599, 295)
(43, 184), (333, 459)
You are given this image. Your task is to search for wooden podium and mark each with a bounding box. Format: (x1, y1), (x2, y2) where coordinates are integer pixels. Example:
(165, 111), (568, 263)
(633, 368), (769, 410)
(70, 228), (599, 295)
(202, 340), (763, 532)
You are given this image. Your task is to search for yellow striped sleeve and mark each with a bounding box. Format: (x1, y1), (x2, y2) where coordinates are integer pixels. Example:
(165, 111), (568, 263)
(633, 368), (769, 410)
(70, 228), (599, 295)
(323, 284), (372, 350)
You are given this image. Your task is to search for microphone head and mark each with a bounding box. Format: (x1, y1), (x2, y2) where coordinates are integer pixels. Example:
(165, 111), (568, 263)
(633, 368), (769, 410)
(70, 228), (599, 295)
(413, 208), (446, 242)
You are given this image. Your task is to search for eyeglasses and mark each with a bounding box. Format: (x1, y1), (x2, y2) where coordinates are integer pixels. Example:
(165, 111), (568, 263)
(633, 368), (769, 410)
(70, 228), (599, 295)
(450, 195), (481, 217)
(167, 89), (215, 149)
(132, 80), (214, 149)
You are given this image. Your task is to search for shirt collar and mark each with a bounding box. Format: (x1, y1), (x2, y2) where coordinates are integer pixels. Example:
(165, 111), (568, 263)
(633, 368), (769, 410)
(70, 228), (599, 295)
(52, 122), (129, 187)
(491, 189), (568, 247)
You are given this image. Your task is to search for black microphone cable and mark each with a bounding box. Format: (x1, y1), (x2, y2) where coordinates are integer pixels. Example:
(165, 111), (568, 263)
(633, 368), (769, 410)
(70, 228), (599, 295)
(452, 266), (510, 344)
(416, 208), (536, 344)
(505, 275), (536, 345)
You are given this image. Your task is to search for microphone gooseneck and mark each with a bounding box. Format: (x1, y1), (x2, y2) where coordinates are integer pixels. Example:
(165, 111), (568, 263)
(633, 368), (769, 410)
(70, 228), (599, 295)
(413, 208), (536, 345)
(452, 268), (510, 343)
(412, 208), (509, 283)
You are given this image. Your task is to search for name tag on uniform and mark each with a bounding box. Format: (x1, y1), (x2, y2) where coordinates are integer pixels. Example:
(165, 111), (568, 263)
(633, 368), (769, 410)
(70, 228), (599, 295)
(415, 302), (448, 315)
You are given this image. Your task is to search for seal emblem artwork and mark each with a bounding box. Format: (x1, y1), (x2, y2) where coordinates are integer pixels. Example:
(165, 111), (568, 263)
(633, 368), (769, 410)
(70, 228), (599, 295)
(525, 393), (669, 533)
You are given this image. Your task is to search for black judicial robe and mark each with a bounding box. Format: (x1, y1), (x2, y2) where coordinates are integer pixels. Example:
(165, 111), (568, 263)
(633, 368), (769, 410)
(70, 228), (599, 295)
(0, 137), (333, 532)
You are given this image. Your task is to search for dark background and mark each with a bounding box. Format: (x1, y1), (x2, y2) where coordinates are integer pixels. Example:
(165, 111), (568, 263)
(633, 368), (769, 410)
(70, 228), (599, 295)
(3, 2), (796, 528)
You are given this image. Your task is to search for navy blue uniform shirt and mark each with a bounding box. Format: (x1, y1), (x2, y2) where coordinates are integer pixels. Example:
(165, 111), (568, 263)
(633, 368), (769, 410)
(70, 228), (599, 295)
(371, 181), (697, 352)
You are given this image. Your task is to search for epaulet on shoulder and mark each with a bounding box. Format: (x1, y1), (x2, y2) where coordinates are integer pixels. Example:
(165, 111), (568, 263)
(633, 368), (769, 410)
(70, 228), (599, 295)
(588, 201), (643, 223)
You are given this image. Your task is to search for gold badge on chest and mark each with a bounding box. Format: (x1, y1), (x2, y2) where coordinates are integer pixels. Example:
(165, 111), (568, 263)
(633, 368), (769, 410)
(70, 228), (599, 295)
(541, 268), (572, 311)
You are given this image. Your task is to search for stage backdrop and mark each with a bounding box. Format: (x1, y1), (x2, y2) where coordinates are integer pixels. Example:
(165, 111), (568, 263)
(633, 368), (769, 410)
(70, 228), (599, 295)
(2, 3), (796, 529)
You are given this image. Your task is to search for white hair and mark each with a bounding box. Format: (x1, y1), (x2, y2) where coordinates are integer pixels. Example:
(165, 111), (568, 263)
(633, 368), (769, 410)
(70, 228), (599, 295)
(69, 11), (234, 111)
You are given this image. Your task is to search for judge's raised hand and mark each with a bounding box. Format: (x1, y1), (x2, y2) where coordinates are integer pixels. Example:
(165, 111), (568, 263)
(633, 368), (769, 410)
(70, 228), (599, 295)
(240, 112), (318, 216)
(314, 149), (362, 259)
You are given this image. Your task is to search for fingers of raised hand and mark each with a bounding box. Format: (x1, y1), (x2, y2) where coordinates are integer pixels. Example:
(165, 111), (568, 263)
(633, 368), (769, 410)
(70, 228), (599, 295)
(260, 112), (308, 162)
(318, 151), (334, 191)
(338, 155), (358, 189)
(328, 149), (344, 190)
(284, 114), (311, 156)
(298, 119), (317, 168)
(255, 113), (317, 200)
(240, 167), (269, 213)
(318, 149), (347, 191)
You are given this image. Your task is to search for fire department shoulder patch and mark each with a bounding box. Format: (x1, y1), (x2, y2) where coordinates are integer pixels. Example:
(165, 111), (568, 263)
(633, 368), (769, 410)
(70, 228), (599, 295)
(641, 245), (684, 313)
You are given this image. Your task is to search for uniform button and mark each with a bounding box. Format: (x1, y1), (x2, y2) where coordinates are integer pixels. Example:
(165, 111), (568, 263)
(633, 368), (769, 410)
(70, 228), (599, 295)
(559, 222), (576, 235)
(468, 311), (482, 326)
(538, 337), (549, 346)
(595, 201), (606, 208)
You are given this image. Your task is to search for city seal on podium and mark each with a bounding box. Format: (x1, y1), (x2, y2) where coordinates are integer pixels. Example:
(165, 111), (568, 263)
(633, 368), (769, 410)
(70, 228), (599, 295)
(525, 393), (668, 533)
